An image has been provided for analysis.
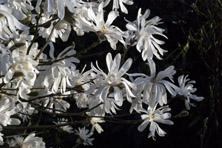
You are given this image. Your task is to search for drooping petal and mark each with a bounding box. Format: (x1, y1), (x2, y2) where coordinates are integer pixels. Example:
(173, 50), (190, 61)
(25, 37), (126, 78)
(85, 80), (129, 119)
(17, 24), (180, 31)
(114, 86), (123, 106)
(138, 120), (149, 132)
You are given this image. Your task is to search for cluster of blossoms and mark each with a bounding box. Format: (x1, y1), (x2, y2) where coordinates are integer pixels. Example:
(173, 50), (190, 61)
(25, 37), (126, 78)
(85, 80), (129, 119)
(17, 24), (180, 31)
(0, 0), (204, 147)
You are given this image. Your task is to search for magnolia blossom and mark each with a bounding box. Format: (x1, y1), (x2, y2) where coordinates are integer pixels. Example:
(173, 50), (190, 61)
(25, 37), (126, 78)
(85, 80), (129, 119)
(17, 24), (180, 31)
(54, 118), (74, 133)
(0, 5), (29, 40)
(40, 92), (70, 113)
(35, 0), (77, 19)
(16, 102), (36, 122)
(135, 59), (177, 108)
(0, 98), (20, 127)
(175, 75), (204, 110)
(86, 53), (135, 115)
(37, 16), (71, 42)
(89, 117), (105, 134)
(79, 2), (126, 49)
(4, 49), (39, 86)
(41, 44), (79, 94)
(1, 0), (34, 15)
(126, 8), (167, 60)
(138, 105), (173, 140)
(75, 127), (94, 146)
(0, 44), (10, 75)
(7, 133), (45, 148)
(108, 0), (133, 14)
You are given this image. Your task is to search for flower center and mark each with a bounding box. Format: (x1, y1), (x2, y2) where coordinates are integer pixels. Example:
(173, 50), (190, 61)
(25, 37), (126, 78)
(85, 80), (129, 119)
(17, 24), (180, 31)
(102, 25), (107, 31)
(106, 73), (119, 85)
(150, 77), (156, 83)
(149, 114), (155, 120)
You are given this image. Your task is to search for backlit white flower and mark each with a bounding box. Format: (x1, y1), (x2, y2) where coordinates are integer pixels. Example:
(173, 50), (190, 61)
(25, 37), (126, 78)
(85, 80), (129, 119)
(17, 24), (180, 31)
(35, 0), (77, 19)
(175, 75), (204, 110)
(79, 2), (125, 49)
(1, 0), (34, 15)
(4, 49), (39, 86)
(37, 15), (71, 42)
(0, 98), (20, 127)
(108, 0), (133, 14)
(0, 5), (29, 40)
(16, 102), (36, 122)
(89, 117), (105, 134)
(0, 44), (10, 76)
(138, 105), (173, 140)
(86, 52), (135, 115)
(7, 133), (45, 148)
(75, 127), (94, 146)
(135, 59), (177, 108)
(54, 118), (74, 133)
(41, 92), (70, 113)
(41, 44), (79, 94)
(126, 8), (167, 60)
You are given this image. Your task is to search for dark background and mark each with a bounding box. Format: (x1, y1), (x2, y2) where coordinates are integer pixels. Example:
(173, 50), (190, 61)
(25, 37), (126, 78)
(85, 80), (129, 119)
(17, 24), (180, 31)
(89, 0), (222, 148)
(33, 0), (222, 147)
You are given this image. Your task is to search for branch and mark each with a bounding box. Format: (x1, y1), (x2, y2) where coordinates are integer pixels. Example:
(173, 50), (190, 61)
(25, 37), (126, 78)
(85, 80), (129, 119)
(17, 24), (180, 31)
(38, 39), (104, 66)
(3, 120), (86, 130)
(35, 19), (60, 60)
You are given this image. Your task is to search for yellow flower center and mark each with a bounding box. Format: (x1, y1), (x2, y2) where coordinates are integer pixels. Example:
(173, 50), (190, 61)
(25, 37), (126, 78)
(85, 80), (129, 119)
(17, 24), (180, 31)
(102, 25), (107, 31)
(149, 114), (155, 119)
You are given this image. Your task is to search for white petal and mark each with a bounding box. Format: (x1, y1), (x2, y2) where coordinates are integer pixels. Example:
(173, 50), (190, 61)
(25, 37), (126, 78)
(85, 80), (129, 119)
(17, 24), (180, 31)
(148, 59), (156, 77)
(106, 11), (117, 26)
(138, 120), (149, 132)
(57, 0), (65, 19)
(111, 53), (121, 72)
(119, 0), (128, 14)
(114, 87), (123, 106)
(48, 0), (54, 14)
(118, 58), (132, 77)
(106, 53), (112, 72)
(65, 0), (75, 13)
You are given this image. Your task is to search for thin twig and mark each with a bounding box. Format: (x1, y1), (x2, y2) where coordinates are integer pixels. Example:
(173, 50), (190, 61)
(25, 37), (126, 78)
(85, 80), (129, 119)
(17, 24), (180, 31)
(35, 19), (60, 60)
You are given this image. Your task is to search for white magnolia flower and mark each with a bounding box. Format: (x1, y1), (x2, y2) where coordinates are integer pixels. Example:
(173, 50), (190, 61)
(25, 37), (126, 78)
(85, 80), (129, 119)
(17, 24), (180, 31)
(75, 127), (94, 146)
(35, 0), (77, 19)
(107, 0), (133, 14)
(129, 82), (146, 113)
(7, 31), (42, 59)
(126, 8), (167, 60)
(175, 75), (204, 110)
(8, 133), (45, 148)
(86, 52), (135, 115)
(37, 15), (71, 42)
(4, 49), (39, 91)
(79, 2), (126, 49)
(41, 44), (79, 94)
(89, 117), (105, 134)
(135, 59), (177, 108)
(138, 105), (173, 140)
(0, 98), (20, 127)
(16, 102), (36, 122)
(0, 5), (29, 40)
(41, 94), (70, 113)
(0, 44), (10, 75)
(54, 118), (74, 133)
(1, 0), (34, 15)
